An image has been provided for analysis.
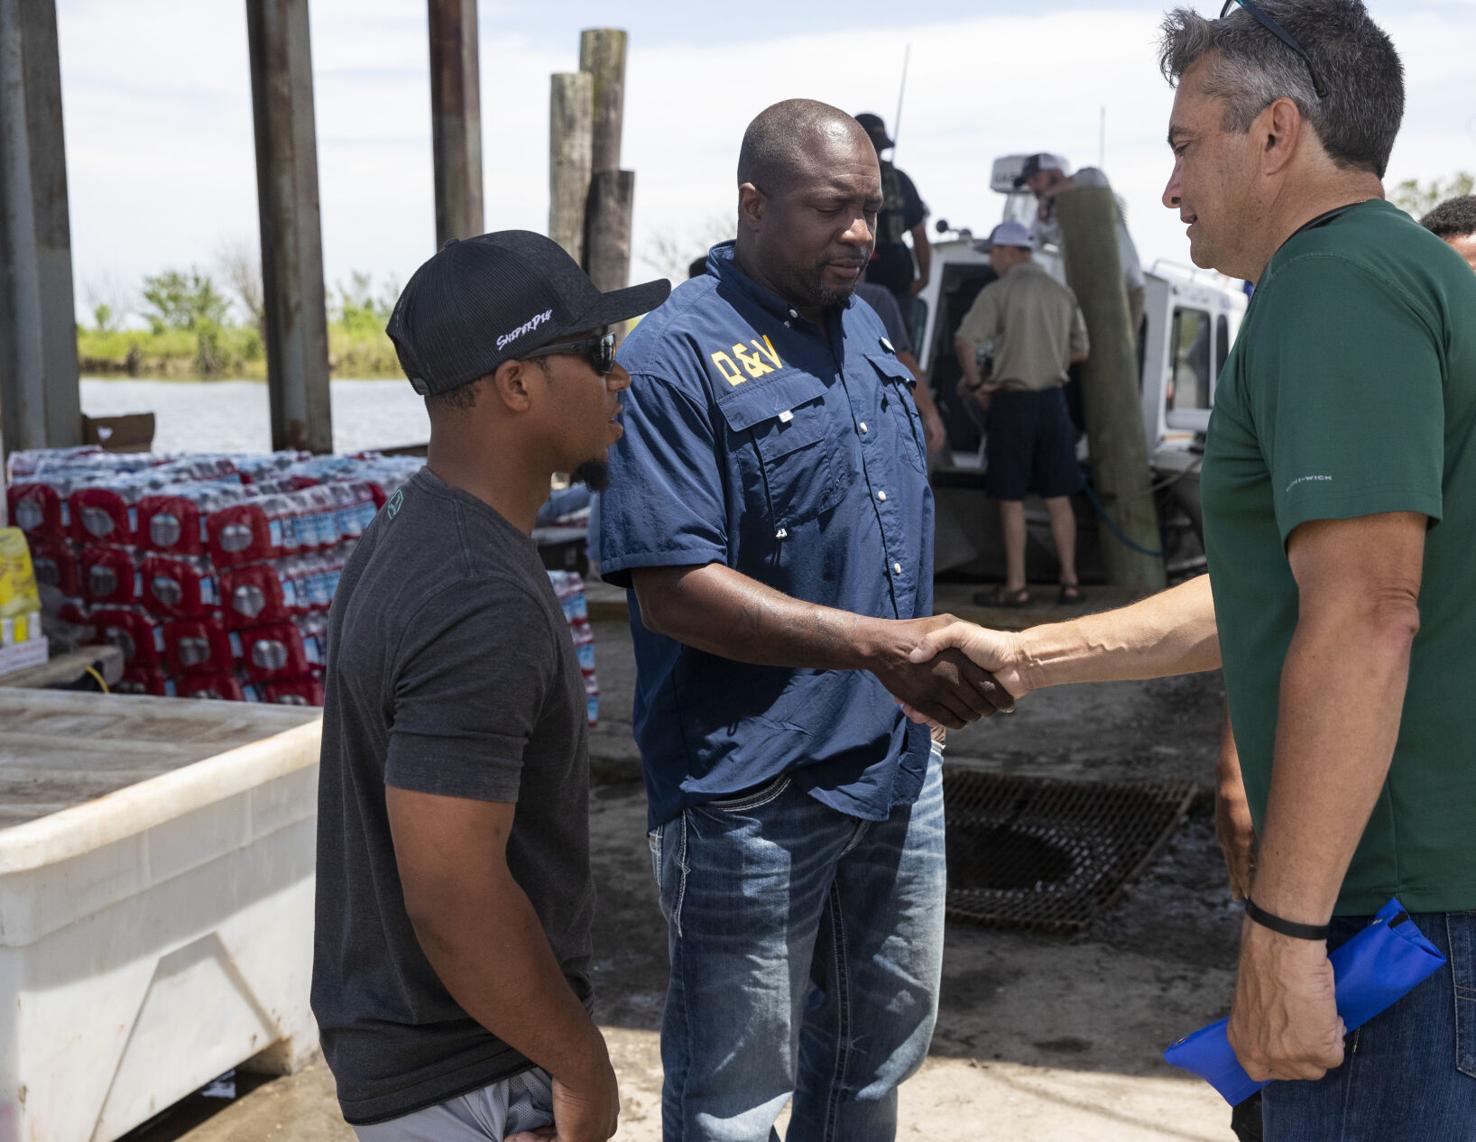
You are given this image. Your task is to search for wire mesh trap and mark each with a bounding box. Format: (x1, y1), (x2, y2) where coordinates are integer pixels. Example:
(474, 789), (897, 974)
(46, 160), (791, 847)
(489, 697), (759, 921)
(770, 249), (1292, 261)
(943, 769), (1196, 934)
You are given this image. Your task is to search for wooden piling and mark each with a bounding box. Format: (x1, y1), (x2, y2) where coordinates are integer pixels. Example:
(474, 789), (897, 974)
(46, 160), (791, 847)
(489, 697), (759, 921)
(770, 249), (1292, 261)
(579, 29), (626, 174)
(548, 72), (593, 263)
(0, 0), (81, 456)
(246, 0), (333, 455)
(584, 170), (634, 294)
(428, 0), (484, 246)
(577, 29), (633, 290)
(1054, 186), (1165, 593)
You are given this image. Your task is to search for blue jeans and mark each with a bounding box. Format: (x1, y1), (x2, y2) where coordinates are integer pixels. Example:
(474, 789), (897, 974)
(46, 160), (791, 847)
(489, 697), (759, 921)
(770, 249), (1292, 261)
(648, 747), (946, 1142)
(1260, 910), (1476, 1141)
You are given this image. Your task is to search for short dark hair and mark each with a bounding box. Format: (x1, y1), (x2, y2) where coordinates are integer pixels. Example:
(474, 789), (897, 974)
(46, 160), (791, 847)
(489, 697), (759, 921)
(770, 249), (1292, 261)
(1420, 195), (1476, 240)
(1159, 0), (1404, 178)
(424, 376), (481, 413)
(737, 99), (862, 195)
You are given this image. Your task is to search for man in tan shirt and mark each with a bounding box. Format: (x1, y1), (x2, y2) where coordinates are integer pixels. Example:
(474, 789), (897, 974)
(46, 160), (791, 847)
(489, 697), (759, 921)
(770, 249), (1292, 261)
(954, 220), (1089, 606)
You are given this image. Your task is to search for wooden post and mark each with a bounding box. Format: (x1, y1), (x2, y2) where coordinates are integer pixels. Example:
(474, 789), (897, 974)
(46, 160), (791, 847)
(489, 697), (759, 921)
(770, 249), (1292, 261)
(427, 0), (484, 246)
(579, 29), (626, 174)
(584, 170), (634, 293)
(1055, 186), (1165, 593)
(578, 29), (634, 290)
(0, 0), (82, 457)
(247, 0), (333, 454)
(548, 72), (593, 263)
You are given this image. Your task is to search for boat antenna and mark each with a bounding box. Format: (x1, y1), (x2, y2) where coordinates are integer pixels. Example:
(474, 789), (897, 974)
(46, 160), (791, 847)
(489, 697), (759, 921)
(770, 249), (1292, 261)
(891, 43), (911, 159)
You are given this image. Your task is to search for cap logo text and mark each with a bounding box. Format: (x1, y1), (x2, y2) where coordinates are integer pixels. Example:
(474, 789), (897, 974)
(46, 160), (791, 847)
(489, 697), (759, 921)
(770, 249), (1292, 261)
(496, 308), (554, 351)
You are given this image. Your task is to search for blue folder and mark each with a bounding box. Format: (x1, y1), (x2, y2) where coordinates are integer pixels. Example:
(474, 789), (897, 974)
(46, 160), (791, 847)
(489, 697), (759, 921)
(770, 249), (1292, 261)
(1163, 898), (1446, 1106)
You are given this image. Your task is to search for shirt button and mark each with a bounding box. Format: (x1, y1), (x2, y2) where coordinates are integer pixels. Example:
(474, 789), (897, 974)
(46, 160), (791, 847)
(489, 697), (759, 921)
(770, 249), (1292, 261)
(877, 490), (888, 502)
(892, 562), (903, 575)
(858, 422), (869, 434)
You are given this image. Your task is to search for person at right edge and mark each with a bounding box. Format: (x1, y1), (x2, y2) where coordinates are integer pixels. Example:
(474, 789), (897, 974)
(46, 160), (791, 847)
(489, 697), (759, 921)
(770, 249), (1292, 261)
(906, 3), (1476, 1139)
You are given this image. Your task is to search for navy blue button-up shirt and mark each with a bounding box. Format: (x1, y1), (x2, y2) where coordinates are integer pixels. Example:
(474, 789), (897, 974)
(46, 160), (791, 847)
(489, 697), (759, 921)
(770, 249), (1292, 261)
(599, 243), (935, 829)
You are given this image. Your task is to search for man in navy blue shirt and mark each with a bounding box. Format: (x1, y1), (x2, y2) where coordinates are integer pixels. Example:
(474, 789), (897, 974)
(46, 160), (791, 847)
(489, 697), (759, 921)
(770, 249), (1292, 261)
(600, 99), (1010, 1141)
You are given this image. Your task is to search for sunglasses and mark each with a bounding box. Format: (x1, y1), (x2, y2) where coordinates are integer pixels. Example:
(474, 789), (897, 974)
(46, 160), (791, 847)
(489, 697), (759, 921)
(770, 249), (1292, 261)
(1220, 0), (1328, 98)
(523, 331), (617, 376)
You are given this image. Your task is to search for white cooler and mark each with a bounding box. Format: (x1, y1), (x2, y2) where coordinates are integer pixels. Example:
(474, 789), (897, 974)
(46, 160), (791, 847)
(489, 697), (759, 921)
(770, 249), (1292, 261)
(0, 690), (323, 1142)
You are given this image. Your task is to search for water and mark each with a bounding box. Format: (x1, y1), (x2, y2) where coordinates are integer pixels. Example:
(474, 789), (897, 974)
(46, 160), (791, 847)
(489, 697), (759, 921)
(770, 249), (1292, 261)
(79, 378), (431, 455)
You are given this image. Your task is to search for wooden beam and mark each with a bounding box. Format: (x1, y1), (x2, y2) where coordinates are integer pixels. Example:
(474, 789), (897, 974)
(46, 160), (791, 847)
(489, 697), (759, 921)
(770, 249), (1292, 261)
(427, 0), (484, 246)
(0, 0), (82, 456)
(1055, 185), (1165, 593)
(579, 29), (626, 174)
(548, 72), (592, 263)
(585, 169), (634, 293)
(246, 0), (333, 454)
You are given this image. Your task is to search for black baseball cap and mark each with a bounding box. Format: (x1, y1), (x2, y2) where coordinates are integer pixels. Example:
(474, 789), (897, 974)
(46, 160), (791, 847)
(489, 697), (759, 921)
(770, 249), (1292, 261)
(854, 112), (894, 149)
(386, 230), (671, 396)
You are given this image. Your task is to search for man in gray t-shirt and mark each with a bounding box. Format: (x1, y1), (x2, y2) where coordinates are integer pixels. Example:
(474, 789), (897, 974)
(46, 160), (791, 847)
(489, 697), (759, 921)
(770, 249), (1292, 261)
(312, 231), (668, 1140)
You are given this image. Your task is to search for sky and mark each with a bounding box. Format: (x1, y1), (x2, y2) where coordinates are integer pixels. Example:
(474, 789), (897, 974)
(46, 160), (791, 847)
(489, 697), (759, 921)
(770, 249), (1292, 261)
(52, 0), (1476, 323)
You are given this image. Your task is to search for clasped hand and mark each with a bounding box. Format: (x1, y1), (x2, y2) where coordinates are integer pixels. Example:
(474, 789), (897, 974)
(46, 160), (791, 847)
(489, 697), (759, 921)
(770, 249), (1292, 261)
(873, 616), (1028, 728)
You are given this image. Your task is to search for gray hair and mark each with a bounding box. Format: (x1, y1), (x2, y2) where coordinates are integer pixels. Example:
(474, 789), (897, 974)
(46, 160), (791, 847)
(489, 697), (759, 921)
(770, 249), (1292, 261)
(1159, 0), (1404, 178)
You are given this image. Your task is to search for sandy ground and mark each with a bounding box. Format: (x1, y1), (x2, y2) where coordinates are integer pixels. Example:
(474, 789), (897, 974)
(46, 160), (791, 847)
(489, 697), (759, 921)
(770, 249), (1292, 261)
(129, 607), (1245, 1142)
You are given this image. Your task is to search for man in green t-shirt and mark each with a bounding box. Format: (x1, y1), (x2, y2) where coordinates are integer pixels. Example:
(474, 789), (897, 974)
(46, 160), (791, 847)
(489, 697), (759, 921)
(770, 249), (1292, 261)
(905, 1), (1476, 1134)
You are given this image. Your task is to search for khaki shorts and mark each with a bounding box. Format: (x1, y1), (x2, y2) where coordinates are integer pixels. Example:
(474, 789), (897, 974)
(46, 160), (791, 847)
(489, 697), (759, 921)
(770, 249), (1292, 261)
(352, 1068), (553, 1141)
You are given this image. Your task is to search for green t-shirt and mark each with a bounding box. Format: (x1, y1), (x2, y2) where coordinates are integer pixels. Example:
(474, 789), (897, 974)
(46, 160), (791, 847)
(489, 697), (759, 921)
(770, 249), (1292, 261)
(1202, 198), (1476, 915)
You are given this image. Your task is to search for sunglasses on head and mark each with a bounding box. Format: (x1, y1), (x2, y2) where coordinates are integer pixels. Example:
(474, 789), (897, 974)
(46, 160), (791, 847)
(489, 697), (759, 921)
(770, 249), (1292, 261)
(1219, 0), (1327, 99)
(523, 331), (617, 376)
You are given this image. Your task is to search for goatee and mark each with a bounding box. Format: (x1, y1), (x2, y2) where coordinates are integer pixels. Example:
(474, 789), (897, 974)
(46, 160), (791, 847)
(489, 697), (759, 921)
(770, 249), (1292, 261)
(571, 457), (609, 492)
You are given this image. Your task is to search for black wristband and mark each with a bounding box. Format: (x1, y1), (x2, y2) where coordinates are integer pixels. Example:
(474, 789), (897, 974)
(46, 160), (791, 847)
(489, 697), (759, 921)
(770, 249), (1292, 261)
(1245, 897), (1331, 941)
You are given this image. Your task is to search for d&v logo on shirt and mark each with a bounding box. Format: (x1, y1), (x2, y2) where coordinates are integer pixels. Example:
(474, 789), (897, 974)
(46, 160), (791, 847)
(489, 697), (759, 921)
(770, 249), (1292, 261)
(711, 336), (784, 387)
(385, 489), (404, 519)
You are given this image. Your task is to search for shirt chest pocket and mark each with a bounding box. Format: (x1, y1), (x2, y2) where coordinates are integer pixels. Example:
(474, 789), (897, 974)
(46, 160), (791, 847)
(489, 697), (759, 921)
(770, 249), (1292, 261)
(717, 371), (848, 532)
(870, 353), (927, 472)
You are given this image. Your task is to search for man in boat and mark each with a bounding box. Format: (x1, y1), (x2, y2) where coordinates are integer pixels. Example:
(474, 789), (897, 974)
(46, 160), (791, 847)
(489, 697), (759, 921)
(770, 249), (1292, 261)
(908, 2), (1476, 1137)
(1018, 152), (1148, 339)
(598, 99), (1011, 1141)
(312, 231), (668, 1141)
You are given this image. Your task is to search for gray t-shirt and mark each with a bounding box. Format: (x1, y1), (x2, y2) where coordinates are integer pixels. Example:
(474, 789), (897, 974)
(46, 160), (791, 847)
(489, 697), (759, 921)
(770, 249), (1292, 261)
(312, 467), (593, 1126)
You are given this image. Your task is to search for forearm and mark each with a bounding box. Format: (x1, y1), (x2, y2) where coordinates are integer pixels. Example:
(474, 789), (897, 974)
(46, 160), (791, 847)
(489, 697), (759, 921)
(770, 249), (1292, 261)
(913, 229), (932, 284)
(1016, 574), (1221, 689)
(1217, 701), (1245, 800)
(954, 338), (983, 388)
(411, 872), (605, 1083)
(1250, 609), (1417, 922)
(635, 563), (883, 670)
(910, 371), (941, 419)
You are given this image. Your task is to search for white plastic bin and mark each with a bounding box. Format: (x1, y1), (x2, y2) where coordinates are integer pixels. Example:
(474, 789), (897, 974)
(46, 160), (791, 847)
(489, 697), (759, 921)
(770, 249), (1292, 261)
(0, 690), (323, 1142)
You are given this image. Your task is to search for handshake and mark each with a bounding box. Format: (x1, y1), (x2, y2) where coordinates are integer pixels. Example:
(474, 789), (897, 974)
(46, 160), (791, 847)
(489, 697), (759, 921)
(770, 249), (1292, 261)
(865, 613), (1028, 729)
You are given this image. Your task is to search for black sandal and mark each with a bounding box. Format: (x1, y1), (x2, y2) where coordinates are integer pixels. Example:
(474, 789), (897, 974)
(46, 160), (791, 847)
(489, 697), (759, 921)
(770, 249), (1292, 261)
(974, 586), (1032, 608)
(1057, 583), (1085, 605)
